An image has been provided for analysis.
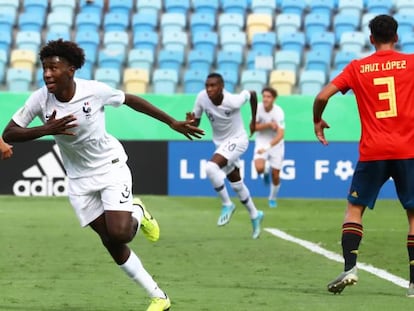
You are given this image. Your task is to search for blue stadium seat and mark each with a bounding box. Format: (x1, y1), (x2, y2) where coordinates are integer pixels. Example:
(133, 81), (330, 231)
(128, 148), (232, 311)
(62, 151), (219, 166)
(251, 32), (277, 55)
(190, 12), (215, 34)
(240, 69), (267, 93)
(136, 0), (162, 16)
(187, 49), (214, 72)
(304, 12), (330, 43)
(75, 66), (93, 80)
(15, 31), (42, 53)
(246, 50), (273, 71)
(0, 0), (19, 24)
(220, 31), (246, 53)
(50, 0), (76, 18)
(400, 32), (414, 53)
(192, 31), (218, 54)
(192, 0), (219, 15)
(103, 31), (129, 56)
(366, 0), (393, 14)
(94, 67), (121, 88)
(216, 50), (243, 73)
(334, 50), (358, 70)
(0, 49), (7, 83)
(246, 13), (273, 43)
(395, 0), (414, 15)
(162, 31), (188, 53)
(79, 0), (105, 15)
(308, 0), (335, 16)
(339, 31), (366, 54)
(24, 0), (48, 21)
(216, 70), (238, 92)
(275, 13), (301, 38)
(329, 68), (342, 81)
(103, 12), (129, 32)
(97, 48), (125, 71)
(304, 49), (332, 80)
(18, 11), (44, 32)
(75, 30), (100, 66)
(6, 68), (32, 92)
(35, 67), (43, 88)
(274, 50), (301, 74)
(127, 49), (154, 71)
(0, 30), (12, 54)
(107, 0), (134, 15)
(47, 11), (73, 34)
(337, 0), (364, 18)
(309, 31), (335, 53)
(157, 49), (185, 72)
(221, 0), (248, 16)
(76, 11), (101, 32)
(164, 0), (190, 14)
(280, 0), (307, 15)
(133, 31), (159, 53)
(183, 69), (207, 93)
(279, 32), (306, 55)
(333, 13), (360, 44)
(218, 13), (244, 35)
(394, 13), (414, 38)
(299, 70), (326, 95)
(152, 69), (179, 94)
(132, 13), (158, 33)
(160, 12), (187, 33)
(250, 0), (276, 15)
(0, 13), (15, 33)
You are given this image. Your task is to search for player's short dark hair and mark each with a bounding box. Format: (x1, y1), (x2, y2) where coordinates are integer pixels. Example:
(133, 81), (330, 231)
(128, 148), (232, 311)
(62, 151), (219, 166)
(39, 39), (85, 69)
(207, 72), (224, 85)
(369, 14), (398, 44)
(262, 86), (278, 98)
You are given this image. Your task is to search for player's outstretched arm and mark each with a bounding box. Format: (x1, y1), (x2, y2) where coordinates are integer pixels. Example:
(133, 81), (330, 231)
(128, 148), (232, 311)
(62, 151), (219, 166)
(124, 94), (204, 140)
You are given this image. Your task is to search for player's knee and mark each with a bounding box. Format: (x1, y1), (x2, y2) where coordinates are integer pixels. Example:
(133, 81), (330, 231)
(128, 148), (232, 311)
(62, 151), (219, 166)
(106, 223), (134, 244)
(230, 180), (244, 192)
(205, 161), (220, 178)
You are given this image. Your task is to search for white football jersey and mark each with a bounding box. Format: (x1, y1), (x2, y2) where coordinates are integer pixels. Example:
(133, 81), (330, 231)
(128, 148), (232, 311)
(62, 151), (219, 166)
(193, 89), (251, 145)
(12, 78), (127, 178)
(255, 103), (285, 147)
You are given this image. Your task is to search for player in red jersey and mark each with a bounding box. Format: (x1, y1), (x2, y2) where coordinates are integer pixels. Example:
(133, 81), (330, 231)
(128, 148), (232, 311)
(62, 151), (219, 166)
(313, 14), (414, 296)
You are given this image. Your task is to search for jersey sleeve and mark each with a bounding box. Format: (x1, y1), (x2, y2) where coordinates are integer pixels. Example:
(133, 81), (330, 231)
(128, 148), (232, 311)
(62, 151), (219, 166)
(331, 62), (354, 94)
(228, 90), (251, 109)
(276, 107), (286, 129)
(12, 89), (45, 127)
(94, 80), (125, 107)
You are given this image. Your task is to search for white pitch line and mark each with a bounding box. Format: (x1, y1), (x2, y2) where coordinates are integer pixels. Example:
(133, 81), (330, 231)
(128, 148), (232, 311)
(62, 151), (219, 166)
(265, 227), (408, 288)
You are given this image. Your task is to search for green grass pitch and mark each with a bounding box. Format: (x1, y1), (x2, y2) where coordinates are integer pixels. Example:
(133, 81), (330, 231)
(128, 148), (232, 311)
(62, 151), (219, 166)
(1, 195), (413, 310)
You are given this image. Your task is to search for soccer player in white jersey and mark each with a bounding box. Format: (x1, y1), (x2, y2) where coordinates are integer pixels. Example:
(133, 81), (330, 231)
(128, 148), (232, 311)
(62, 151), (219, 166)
(253, 87), (285, 208)
(186, 73), (264, 239)
(0, 137), (13, 159)
(2, 39), (204, 311)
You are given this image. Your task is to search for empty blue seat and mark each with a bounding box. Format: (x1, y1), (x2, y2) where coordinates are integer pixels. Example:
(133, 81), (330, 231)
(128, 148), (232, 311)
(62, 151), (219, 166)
(280, 0), (307, 15)
(75, 30), (100, 65)
(164, 0), (190, 14)
(0, 0), (19, 24)
(395, 0), (414, 15)
(35, 67), (43, 87)
(160, 12), (187, 33)
(192, 31), (218, 54)
(339, 31), (366, 54)
(157, 49), (184, 72)
(103, 12), (129, 32)
(190, 12), (215, 34)
(132, 13), (157, 33)
(304, 12), (330, 43)
(79, 0), (105, 15)
(279, 32), (306, 54)
(133, 31), (159, 53)
(337, 0), (364, 18)
(162, 31), (188, 53)
(76, 11), (101, 32)
(152, 69), (179, 94)
(18, 11), (44, 32)
(24, 0), (48, 21)
(251, 32), (276, 55)
(127, 49), (154, 70)
(183, 69), (208, 93)
(220, 31), (246, 53)
(218, 13), (244, 35)
(97, 48), (125, 71)
(240, 69), (267, 93)
(187, 49), (214, 72)
(136, 0), (162, 16)
(0, 30), (12, 54)
(75, 66), (93, 80)
(400, 32), (414, 53)
(274, 50), (301, 74)
(103, 31), (129, 56)
(275, 13), (301, 38)
(51, 0), (76, 18)
(0, 48), (7, 83)
(246, 50), (273, 71)
(333, 13), (360, 44)
(6, 68), (32, 92)
(192, 0), (219, 14)
(107, 0), (134, 15)
(299, 70), (326, 95)
(251, 0), (276, 15)
(366, 0), (393, 14)
(310, 31), (335, 52)
(222, 0), (248, 15)
(94, 67), (121, 88)
(0, 13), (15, 33)
(394, 13), (414, 38)
(15, 31), (41, 53)
(305, 49), (332, 79)
(334, 50), (358, 70)
(216, 50), (243, 73)
(308, 0), (335, 16)
(47, 11), (73, 34)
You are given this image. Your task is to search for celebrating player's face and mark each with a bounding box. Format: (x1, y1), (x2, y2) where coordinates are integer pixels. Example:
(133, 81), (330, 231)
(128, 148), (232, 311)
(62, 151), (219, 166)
(205, 77), (223, 102)
(41, 56), (75, 96)
(262, 91), (275, 111)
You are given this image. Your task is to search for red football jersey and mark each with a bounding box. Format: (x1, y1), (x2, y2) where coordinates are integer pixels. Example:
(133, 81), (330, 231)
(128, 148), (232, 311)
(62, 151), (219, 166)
(332, 50), (414, 161)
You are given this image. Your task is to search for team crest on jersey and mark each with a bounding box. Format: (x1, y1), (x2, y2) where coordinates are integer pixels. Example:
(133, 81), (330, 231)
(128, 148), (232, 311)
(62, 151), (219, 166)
(224, 110), (231, 117)
(82, 102), (92, 119)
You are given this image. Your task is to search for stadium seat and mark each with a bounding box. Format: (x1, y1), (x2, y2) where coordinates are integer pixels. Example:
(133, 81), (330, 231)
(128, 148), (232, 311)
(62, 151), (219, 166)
(339, 31), (366, 54)
(395, 0), (414, 15)
(132, 31), (159, 53)
(299, 70), (326, 95)
(76, 12), (101, 32)
(187, 49), (214, 72)
(222, 0), (248, 16)
(75, 66), (93, 80)
(274, 50), (301, 74)
(0, 0), (19, 24)
(251, 32), (277, 55)
(275, 13), (301, 38)
(309, 31), (335, 53)
(0, 30), (12, 54)
(10, 49), (37, 70)
(160, 12), (187, 33)
(123, 68), (150, 93)
(220, 31), (247, 53)
(304, 49), (332, 80)
(183, 69), (207, 93)
(334, 50), (358, 70)
(250, 0), (276, 15)
(47, 11), (73, 34)
(280, 0), (307, 15)
(132, 13), (158, 33)
(246, 13), (273, 42)
(192, 0), (219, 15)
(218, 13), (245, 35)
(18, 11), (44, 32)
(97, 48), (125, 71)
(6, 68), (32, 92)
(400, 32), (414, 53)
(216, 70), (238, 92)
(75, 30), (100, 65)
(308, 0), (335, 16)
(103, 31), (129, 56)
(157, 49), (185, 72)
(127, 49), (154, 71)
(329, 68), (342, 81)
(216, 50), (243, 73)
(366, 0), (393, 14)
(164, 0), (190, 14)
(0, 49), (8, 83)
(94, 67), (121, 88)
(333, 13), (360, 44)
(162, 31), (188, 53)
(136, 0), (162, 16)
(35, 67), (43, 88)
(304, 12), (331, 43)
(337, 0), (364, 18)
(246, 50), (273, 71)
(15, 31), (41, 53)
(152, 69), (179, 94)
(0, 12), (16, 33)
(79, 0), (105, 15)
(192, 31), (218, 54)
(24, 0), (48, 21)
(269, 70), (296, 95)
(190, 12), (216, 34)
(279, 32), (306, 55)
(361, 12), (377, 47)
(240, 69), (267, 93)
(103, 12), (129, 32)
(50, 0), (76, 18)
(107, 0), (134, 15)
(394, 13), (414, 38)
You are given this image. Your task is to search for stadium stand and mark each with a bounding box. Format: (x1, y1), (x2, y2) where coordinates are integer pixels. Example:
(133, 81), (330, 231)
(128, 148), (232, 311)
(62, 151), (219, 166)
(123, 68), (150, 94)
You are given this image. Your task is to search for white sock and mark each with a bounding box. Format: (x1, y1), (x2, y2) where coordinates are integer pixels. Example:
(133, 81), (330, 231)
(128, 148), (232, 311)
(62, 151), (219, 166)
(269, 184), (280, 200)
(230, 180), (258, 219)
(205, 161), (232, 206)
(119, 250), (165, 298)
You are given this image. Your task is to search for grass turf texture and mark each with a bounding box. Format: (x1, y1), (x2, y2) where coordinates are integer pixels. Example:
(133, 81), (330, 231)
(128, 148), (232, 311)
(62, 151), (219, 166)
(0, 195), (412, 310)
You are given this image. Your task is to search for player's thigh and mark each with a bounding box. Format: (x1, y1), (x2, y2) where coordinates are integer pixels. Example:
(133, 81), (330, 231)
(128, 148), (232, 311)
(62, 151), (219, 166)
(348, 160), (389, 209)
(216, 136), (248, 164)
(268, 151), (284, 170)
(392, 159), (414, 209)
(68, 190), (103, 227)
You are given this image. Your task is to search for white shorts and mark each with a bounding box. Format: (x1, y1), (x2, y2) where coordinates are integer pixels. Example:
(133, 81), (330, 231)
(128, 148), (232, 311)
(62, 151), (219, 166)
(215, 135), (249, 175)
(253, 144), (285, 170)
(68, 163), (133, 227)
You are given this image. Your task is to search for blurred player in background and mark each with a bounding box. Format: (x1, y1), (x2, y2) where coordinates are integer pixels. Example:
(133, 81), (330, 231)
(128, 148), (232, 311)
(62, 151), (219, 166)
(186, 73), (264, 239)
(313, 14), (414, 297)
(0, 137), (13, 159)
(253, 87), (285, 208)
(2, 39), (204, 311)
